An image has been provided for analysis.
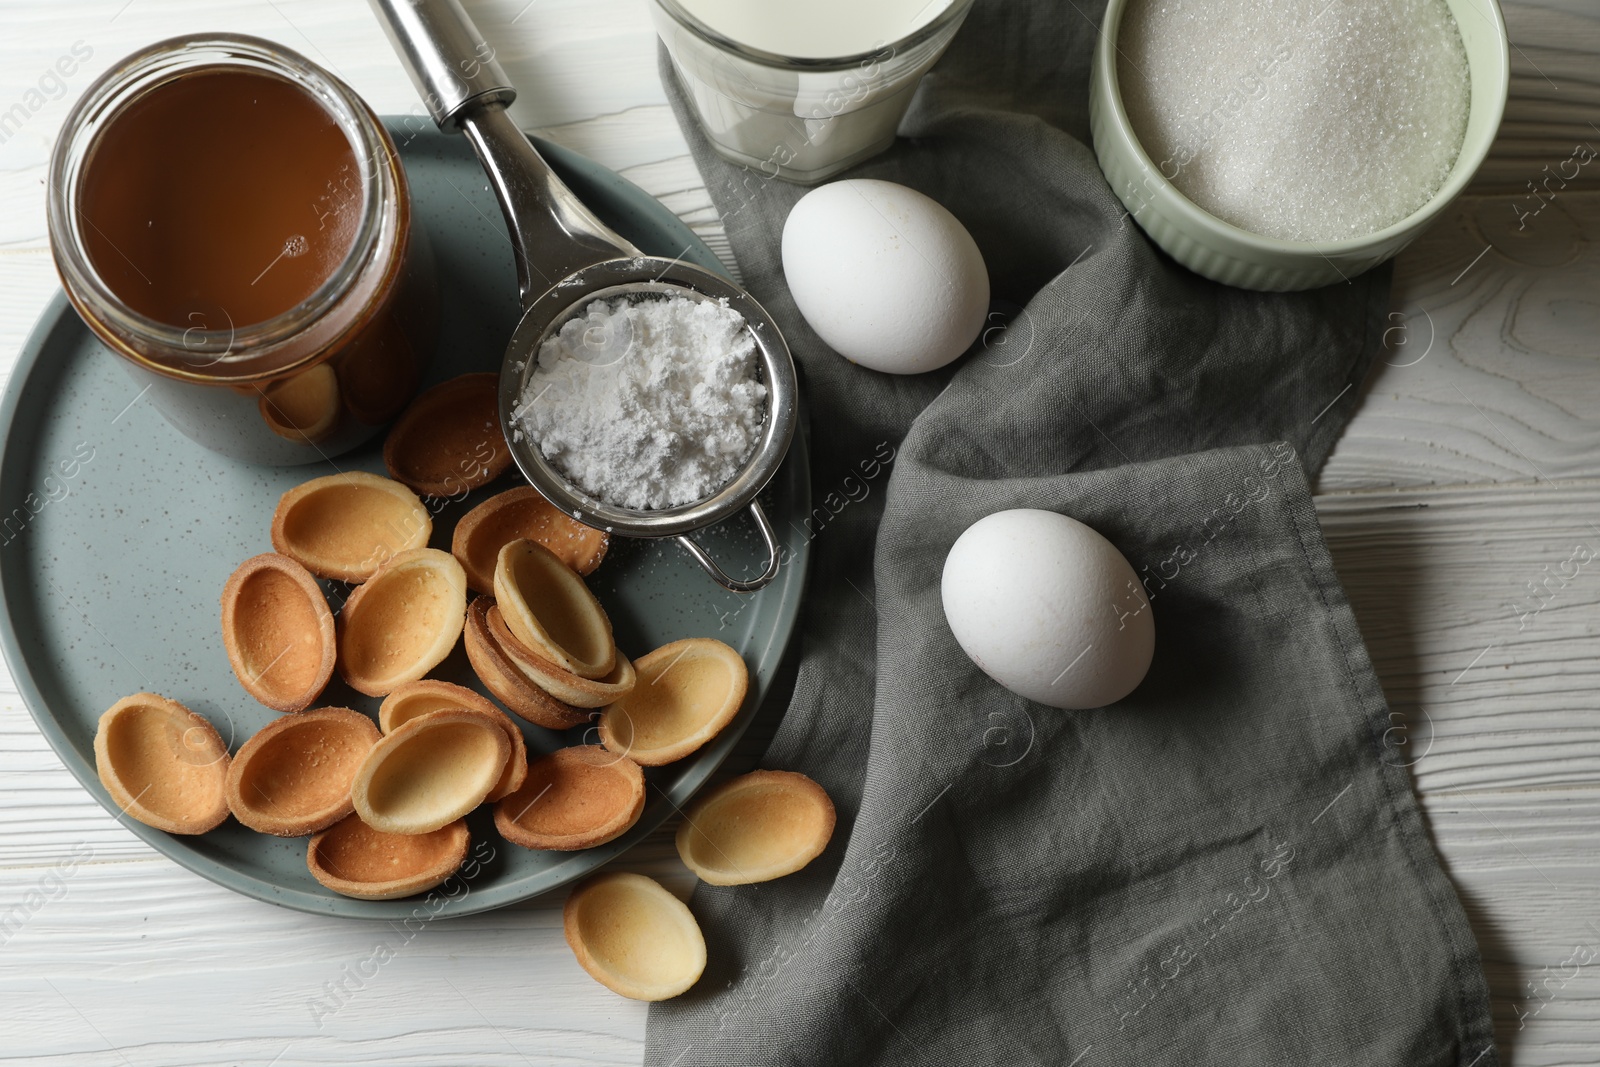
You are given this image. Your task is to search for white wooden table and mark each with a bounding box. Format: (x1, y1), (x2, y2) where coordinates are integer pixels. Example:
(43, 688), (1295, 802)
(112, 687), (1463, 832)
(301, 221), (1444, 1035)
(2, 1), (1597, 1063)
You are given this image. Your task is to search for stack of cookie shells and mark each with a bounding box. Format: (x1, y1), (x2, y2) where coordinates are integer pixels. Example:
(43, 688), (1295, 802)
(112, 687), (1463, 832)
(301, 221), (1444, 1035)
(91, 373), (834, 1000)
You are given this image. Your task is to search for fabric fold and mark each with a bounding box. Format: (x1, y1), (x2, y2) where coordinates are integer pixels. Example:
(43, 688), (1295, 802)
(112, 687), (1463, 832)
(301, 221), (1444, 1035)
(644, 1), (1497, 1062)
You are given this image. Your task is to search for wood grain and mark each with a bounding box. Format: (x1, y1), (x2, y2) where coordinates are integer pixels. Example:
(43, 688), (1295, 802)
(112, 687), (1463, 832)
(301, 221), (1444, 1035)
(1319, 191), (1600, 492)
(3, 0), (1599, 1065)
(1321, 482), (1600, 796)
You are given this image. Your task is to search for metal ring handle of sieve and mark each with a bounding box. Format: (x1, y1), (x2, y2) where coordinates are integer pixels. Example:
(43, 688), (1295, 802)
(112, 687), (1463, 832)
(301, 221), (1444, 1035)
(369, 0), (798, 593)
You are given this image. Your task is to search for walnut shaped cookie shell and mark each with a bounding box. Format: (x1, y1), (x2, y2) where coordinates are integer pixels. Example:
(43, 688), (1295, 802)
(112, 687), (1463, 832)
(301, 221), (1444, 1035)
(337, 548), (467, 697)
(494, 745), (644, 851)
(452, 486), (608, 592)
(485, 604), (635, 709)
(383, 373), (512, 497)
(493, 538), (615, 680)
(351, 708), (511, 836)
(378, 679), (528, 801)
(675, 770), (836, 886)
(307, 813), (470, 901)
(270, 471), (430, 583)
(462, 596), (589, 730)
(94, 693), (231, 835)
(225, 707), (380, 837)
(563, 872), (706, 1001)
(220, 553), (335, 714)
(597, 639), (747, 766)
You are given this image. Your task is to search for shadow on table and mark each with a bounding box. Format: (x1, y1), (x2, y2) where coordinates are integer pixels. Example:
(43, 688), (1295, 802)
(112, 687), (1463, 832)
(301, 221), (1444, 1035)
(1324, 501), (1523, 1066)
(1456, 883), (1523, 1066)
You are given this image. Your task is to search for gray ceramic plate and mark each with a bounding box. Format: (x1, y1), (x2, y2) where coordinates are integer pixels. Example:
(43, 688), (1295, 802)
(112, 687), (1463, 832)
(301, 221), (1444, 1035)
(0, 125), (810, 918)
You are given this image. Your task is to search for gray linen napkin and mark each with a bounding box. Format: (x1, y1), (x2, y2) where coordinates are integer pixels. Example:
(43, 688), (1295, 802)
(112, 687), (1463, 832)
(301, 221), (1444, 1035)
(645, 1), (1498, 1063)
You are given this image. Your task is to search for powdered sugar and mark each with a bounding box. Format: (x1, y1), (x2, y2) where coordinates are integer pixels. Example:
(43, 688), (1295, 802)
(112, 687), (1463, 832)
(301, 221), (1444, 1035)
(511, 295), (766, 510)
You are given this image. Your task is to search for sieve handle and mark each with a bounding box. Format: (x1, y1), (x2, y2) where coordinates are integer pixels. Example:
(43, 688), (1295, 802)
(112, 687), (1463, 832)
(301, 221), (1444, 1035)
(366, 0), (515, 126)
(676, 501), (783, 594)
(367, 0), (642, 307)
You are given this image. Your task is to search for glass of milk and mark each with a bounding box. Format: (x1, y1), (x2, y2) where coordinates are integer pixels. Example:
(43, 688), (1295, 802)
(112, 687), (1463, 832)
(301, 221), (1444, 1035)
(650, 0), (975, 184)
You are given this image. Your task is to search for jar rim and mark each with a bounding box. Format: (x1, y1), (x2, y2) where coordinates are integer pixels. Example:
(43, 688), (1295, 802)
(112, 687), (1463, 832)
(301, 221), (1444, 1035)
(650, 0), (976, 71)
(47, 33), (395, 379)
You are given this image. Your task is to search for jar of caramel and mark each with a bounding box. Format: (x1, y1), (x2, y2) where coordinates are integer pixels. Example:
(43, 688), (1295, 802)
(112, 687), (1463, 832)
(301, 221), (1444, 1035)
(47, 34), (437, 464)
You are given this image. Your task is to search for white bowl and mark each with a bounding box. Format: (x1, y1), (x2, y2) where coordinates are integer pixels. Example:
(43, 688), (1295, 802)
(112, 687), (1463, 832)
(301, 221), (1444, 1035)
(1089, 0), (1510, 291)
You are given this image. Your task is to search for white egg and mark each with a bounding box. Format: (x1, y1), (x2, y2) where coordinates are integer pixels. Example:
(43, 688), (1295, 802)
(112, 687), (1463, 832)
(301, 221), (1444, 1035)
(941, 509), (1154, 710)
(781, 179), (989, 375)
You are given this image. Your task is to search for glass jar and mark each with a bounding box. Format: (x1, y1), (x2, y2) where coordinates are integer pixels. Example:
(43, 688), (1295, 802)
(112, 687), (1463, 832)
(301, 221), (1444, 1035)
(650, 0), (975, 184)
(47, 34), (437, 465)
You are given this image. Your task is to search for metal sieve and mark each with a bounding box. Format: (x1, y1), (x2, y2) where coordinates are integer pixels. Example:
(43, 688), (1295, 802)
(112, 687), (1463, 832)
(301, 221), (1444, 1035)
(370, 0), (798, 592)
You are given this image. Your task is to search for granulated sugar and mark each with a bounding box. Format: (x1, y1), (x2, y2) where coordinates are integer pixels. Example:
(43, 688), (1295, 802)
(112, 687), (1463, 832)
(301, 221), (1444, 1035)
(1118, 0), (1471, 242)
(512, 295), (766, 511)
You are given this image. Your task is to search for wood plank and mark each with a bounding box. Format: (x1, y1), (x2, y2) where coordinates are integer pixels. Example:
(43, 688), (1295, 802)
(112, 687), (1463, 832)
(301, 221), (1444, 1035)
(0, 828), (687, 1062)
(1320, 480), (1600, 796)
(1320, 190), (1600, 492)
(1474, 0), (1600, 194)
(0, 858), (651, 1064)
